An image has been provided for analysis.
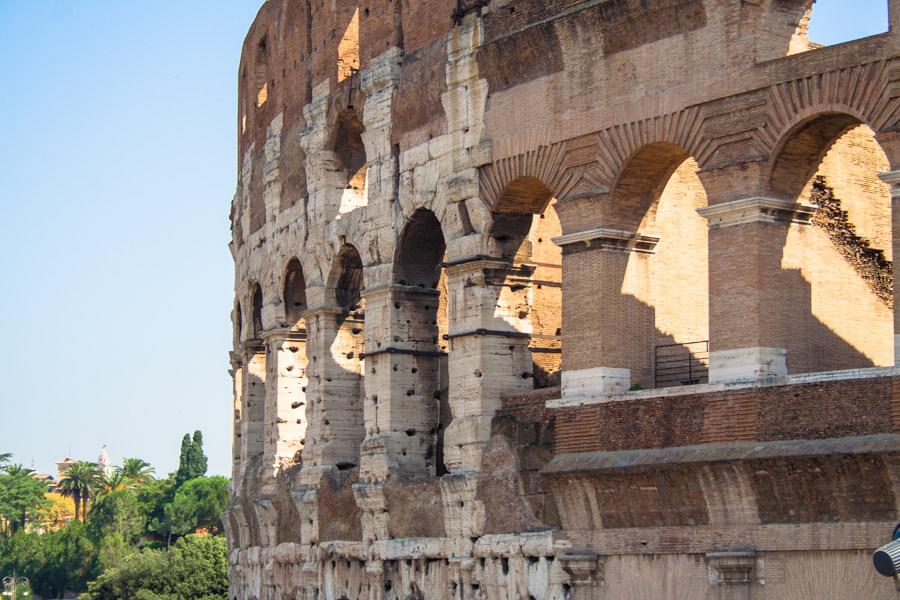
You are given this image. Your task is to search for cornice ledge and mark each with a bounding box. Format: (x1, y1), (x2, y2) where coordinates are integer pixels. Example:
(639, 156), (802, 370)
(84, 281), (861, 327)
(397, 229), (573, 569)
(552, 227), (660, 253)
(697, 197), (817, 228)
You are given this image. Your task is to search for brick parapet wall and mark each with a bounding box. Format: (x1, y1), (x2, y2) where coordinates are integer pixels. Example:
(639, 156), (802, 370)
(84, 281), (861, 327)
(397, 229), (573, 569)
(509, 376), (900, 455)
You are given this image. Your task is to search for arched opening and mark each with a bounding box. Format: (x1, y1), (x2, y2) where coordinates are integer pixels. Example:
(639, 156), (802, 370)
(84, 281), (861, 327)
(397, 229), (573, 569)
(766, 114), (893, 372)
(235, 301), (243, 345)
(251, 284), (264, 339)
(392, 208), (450, 477)
(283, 259), (308, 330)
(492, 178), (562, 389)
(337, 7), (360, 83)
(587, 142), (709, 390)
(332, 109), (367, 214)
(243, 284), (267, 467)
(255, 35), (269, 108)
(320, 244), (365, 470)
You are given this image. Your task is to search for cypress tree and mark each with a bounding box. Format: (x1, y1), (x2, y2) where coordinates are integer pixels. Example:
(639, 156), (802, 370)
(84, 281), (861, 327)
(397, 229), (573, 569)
(191, 430), (208, 478)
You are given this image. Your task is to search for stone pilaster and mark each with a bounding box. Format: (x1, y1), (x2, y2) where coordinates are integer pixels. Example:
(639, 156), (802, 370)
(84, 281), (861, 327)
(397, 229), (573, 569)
(299, 307), (365, 484)
(261, 329), (309, 488)
(698, 197), (816, 383)
(552, 226), (660, 397)
(559, 554), (601, 600)
(359, 284), (446, 483)
(241, 341), (267, 477)
(444, 258), (532, 474)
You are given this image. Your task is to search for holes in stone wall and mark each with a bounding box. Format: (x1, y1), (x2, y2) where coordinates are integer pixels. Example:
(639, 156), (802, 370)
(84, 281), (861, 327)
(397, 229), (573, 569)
(394, 209), (450, 477)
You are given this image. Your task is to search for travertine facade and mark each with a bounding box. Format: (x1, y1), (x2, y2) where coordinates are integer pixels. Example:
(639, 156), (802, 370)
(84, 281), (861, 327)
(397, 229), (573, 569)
(226, 1), (900, 598)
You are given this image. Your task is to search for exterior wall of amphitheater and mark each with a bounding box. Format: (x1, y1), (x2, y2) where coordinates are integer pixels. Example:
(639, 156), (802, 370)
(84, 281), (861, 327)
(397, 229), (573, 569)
(226, 1), (900, 598)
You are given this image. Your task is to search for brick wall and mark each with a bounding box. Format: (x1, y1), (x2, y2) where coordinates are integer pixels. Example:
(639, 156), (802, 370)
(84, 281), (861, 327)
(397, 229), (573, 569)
(549, 376), (900, 455)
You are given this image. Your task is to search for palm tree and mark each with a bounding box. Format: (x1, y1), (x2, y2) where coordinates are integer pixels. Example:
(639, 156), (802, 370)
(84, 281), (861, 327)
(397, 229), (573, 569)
(56, 461), (100, 522)
(97, 471), (137, 498)
(115, 458), (155, 484)
(3, 464), (33, 476)
(0, 452), (11, 466)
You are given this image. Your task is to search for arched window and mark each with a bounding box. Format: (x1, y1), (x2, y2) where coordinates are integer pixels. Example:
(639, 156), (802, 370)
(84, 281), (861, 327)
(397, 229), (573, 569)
(251, 284), (264, 339)
(492, 178), (562, 389)
(283, 259), (308, 329)
(393, 209), (450, 476)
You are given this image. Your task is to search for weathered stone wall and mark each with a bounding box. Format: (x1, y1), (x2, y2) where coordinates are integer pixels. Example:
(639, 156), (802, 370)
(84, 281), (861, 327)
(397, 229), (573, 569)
(226, 1), (900, 598)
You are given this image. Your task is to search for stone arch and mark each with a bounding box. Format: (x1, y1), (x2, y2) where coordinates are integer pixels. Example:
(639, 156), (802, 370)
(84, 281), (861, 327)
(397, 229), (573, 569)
(234, 301), (243, 347)
(391, 208), (450, 477)
(314, 243), (366, 471)
(283, 258), (308, 330)
(327, 244), (365, 312)
(491, 176), (563, 389)
(763, 111), (894, 372)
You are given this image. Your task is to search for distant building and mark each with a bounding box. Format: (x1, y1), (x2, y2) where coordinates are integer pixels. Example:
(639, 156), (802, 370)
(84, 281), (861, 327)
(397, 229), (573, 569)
(97, 446), (113, 478)
(55, 457), (76, 480)
(30, 472), (56, 493)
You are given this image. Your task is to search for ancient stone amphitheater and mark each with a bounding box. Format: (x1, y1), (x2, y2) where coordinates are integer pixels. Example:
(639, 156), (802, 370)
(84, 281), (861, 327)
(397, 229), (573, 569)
(225, 1), (900, 598)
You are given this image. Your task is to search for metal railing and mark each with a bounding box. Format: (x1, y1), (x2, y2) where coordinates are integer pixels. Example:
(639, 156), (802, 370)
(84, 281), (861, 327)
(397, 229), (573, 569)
(654, 341), (709, 388)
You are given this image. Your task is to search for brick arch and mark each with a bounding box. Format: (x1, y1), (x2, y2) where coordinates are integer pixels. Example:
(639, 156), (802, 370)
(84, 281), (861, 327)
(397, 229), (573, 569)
(760, 60), (900, 164)
(478, 143), (574, 211)
(607, 142), (708, 231)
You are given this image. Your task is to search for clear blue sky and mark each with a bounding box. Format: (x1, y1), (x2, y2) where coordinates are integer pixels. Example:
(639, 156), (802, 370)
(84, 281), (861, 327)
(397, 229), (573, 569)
(0, 1), (889, 478)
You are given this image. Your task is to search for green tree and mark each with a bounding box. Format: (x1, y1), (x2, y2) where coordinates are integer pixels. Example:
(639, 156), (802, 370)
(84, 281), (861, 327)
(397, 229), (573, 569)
(80, 534), (227, 600)
(0, 467), (50, 534)
(98, 472), (139, 499)
(175, 431), (208, 485)
(0, 522), (98, 598)
(3, 464), (34, 476)
(174, 434), (192, 486)
(0, 452), (12, 466)
(190, 432), (208, 479)
(116, 458), (155, 485)
(88, 490), (145, 544)
(58, 461), (101, 522)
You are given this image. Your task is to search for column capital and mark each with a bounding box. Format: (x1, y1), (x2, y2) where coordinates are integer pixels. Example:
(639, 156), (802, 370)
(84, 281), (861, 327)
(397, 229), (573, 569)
(698, 197), (816, 228)
(259, 327), (307, 343)
(559, 553), (602, 586)
(879, 170), (900, 198)
(552, 227), (659, 254)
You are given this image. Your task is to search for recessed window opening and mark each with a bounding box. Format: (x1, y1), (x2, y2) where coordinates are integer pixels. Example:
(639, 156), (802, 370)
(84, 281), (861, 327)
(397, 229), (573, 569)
(251, 284), (264, 339)
(338, 8), (360, 83)
(805, 0), (888, 49)
(492, 178), (562, 389)
(256, 35), (269, 107)
(283, 259), (308, 331)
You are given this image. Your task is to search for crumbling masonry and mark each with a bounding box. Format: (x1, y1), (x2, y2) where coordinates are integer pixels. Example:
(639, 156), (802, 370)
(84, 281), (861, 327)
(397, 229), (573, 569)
(226, 1), (900, 598)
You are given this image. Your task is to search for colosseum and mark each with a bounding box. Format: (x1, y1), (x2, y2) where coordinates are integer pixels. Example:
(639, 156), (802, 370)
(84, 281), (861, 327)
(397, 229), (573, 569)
(225, 1), (900, 598)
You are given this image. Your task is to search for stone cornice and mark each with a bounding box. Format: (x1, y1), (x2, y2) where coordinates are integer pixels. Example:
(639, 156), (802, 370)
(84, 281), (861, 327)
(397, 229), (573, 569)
(552, 227), (660, 254)
(879, 170), (900, 198)
(697, 197), (817, 228)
